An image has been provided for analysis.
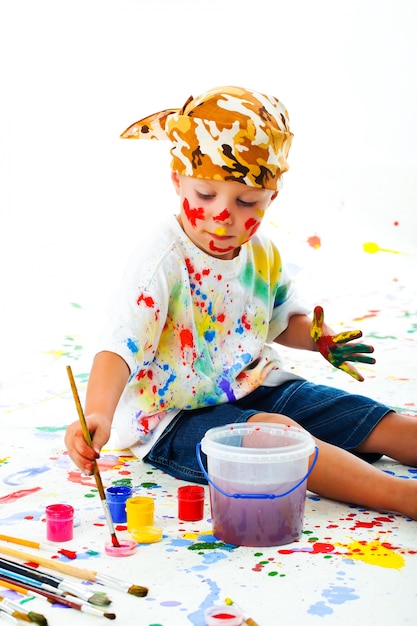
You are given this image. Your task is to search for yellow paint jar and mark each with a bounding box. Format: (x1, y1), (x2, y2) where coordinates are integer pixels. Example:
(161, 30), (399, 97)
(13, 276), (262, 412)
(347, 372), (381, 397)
(126, 496), (155, 530)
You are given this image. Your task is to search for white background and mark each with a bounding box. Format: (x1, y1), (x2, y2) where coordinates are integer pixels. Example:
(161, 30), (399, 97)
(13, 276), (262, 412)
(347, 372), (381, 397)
(1, 0), (416, 357)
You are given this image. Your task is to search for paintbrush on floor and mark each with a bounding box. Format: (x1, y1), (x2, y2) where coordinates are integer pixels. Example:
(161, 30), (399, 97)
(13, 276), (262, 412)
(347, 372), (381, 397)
(0, 596), (47, 626)
(0, 546), (147, 598)
(225, 597), (259, 626)
(0, 556), (110, 607)
(66, 365), (121, 549)
(0, 535), (76, 561)
(0, 576), (116, 620)
(0, 609), (24, 625)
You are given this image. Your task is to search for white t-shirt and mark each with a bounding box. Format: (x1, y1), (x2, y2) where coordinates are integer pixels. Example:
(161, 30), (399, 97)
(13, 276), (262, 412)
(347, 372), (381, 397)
(99, 215), (310, 457)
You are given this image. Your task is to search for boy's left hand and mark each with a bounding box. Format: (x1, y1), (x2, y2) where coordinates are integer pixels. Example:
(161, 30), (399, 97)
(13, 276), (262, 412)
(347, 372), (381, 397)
(310, 305), (376, 381)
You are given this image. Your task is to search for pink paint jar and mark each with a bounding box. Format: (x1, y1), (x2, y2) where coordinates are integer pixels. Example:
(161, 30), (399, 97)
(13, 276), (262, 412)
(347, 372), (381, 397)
(45, 504), (74, 542)
(178, 485), (205, 521)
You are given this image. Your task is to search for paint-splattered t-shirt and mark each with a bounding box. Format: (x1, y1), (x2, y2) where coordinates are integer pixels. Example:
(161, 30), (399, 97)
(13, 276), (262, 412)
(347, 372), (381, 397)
(100, 215), (309, 455)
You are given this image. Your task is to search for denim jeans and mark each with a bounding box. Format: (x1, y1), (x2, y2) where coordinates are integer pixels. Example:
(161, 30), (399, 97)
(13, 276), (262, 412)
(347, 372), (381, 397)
(144, 380), (390, 483)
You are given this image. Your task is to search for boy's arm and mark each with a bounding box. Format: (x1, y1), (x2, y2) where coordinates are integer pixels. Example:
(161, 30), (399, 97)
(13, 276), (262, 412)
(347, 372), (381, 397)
(64, 351), (130, 473)
(274, 313), (317, 351)
(274, 307), (375, 381)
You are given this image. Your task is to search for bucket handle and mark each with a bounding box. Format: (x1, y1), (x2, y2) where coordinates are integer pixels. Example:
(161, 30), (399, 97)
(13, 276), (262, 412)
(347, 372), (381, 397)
(196, 443), (319, 500)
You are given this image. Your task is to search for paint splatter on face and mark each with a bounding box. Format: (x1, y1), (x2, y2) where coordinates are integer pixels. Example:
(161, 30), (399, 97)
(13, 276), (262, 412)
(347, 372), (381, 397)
(175, 175), (276, 260)
(183, 198), (205, 227)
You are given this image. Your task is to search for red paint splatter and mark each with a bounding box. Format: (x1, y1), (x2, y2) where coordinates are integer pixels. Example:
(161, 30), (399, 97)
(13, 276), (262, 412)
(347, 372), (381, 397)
(241, 314), (251, 330)
(183, 198), (204, 227)
(213, 208), (230, 222)
(307, 235), (321, 249)
(180, 328), (194, 350)
(185, 258), (195, 275)
(217, 313), (225, 323)
(310, 542), (335, 554)
(209, 240), (234, 253)
(0, 487), (42, 503)
(137, 293), (155, 308)
(245, 217), (260, 237)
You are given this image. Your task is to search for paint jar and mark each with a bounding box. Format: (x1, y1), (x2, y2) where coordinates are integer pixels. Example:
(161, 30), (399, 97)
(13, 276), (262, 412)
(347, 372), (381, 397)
(178, 485), (205, 521)
(45, 504), (74, 542)
(106, 486), (132, 523)
(205, 605), (243, 626)
(126, 496), (155, 531)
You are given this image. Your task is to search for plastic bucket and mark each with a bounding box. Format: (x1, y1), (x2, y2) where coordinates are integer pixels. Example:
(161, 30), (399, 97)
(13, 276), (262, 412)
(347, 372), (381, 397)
(198, 423), (317, 547)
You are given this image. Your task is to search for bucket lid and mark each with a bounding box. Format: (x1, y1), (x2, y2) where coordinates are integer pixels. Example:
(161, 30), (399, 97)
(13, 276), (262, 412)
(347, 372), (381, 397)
(200, 423), (315, 463)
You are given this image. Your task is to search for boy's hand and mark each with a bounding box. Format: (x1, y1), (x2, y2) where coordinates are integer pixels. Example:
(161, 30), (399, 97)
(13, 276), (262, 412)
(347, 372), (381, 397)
(64, 415), (111, 475)
(310, 305), (375, 381)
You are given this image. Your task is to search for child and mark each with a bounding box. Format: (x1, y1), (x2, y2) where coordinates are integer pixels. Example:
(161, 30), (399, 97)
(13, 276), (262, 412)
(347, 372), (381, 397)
(65, 86), (417, 520)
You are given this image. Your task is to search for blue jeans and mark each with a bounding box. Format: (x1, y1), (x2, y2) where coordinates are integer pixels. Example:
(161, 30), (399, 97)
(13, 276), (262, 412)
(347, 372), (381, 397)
(144, 380), (390, 483)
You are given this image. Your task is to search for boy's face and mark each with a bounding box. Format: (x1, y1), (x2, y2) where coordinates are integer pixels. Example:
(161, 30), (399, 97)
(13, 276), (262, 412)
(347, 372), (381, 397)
(172, 173), (278, 260)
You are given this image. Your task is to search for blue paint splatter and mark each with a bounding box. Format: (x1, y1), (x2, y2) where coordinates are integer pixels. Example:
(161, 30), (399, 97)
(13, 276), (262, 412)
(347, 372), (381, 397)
(322, 585), (359, 605)
(4, 467), (50, 485)
(308, 601), (334, 616)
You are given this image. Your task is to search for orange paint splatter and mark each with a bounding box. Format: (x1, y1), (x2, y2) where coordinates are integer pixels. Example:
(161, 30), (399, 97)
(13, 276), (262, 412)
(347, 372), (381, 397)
(307, 235), (321, 249)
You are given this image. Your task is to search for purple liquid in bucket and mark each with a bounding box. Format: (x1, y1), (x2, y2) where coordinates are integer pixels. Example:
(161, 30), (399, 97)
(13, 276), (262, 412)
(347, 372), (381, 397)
(200, 423), (316, 548)
(209, 478), (306, 547)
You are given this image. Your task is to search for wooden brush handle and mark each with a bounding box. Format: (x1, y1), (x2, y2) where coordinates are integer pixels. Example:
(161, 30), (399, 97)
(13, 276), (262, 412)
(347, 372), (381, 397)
(0, 545), (97, 582)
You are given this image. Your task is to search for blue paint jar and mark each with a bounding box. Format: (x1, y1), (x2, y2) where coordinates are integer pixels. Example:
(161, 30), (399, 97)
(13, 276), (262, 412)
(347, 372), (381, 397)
(106, 486), (132, 523)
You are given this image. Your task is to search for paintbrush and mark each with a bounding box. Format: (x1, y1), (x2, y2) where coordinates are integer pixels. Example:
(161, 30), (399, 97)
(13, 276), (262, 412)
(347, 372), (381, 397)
(0, 546), (147, 598)
(225, 597), (259, 626)
(66, 365), (121, 549)
(0, 536), (76, 561)
(0, 577), (116, 620)
(0, 609), (25, 625)
(0, 556), (110, 606)
(0, 596), (47, 626)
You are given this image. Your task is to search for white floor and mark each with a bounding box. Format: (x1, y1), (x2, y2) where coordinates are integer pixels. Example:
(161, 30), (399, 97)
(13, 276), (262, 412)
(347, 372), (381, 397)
(1, 206), (416, 624)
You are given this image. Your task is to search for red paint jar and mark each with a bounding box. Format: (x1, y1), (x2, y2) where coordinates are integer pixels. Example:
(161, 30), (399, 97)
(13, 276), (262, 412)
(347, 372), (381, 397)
(178, 485), (205, 521)
(205, 605), (243, 625)
(45, 504), (74, 542)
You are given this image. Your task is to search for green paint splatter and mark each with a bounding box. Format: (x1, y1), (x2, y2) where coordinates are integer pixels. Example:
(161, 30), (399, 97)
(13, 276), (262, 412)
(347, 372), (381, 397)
(140, 482), (158, 488)
(84, 494), (96, 498)
(112, 478), (132, 487)
(188, 541), (238, 552)
(268, 571), (278, 576)
(36, 426), (67, 433)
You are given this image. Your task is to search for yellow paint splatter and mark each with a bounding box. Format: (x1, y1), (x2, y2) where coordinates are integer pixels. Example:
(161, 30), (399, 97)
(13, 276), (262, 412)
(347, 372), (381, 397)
(182, 531), (213, 540)
(363, 241), (401, 255)
(214, 227), (227, 236)
(337, 540), (405, 569)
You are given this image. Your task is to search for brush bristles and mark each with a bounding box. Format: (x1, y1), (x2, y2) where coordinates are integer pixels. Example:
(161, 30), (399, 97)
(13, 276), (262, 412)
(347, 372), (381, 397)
(88, 592), (112, 607)
(27, 612), (48, 626)
(104, 613), (117, 620)
(127, 584), (148, 597)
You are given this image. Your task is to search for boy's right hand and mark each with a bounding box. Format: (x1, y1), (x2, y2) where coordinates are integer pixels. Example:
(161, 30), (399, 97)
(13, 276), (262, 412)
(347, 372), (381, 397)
(64, 415), (111, 474)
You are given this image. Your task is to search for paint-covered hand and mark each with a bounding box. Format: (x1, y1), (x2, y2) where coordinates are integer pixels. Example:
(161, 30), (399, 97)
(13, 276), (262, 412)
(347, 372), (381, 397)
(310, 306), (375, 381)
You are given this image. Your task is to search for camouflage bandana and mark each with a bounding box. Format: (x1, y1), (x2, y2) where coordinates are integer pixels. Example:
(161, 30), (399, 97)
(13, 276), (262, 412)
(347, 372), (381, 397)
(120, 86), (293, 191)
